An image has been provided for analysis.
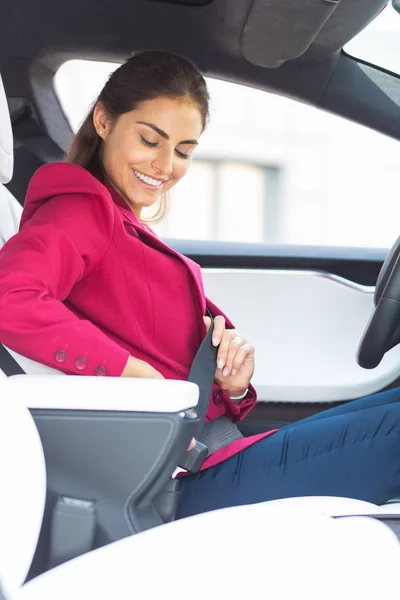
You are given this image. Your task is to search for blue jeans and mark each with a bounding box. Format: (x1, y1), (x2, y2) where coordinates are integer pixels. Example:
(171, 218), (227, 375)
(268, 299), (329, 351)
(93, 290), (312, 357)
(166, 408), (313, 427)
(176, 387), (400, 519)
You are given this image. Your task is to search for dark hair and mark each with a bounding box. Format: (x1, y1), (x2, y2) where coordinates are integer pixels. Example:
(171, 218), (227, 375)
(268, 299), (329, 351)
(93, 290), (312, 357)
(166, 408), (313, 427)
(66, 50), (209, 222)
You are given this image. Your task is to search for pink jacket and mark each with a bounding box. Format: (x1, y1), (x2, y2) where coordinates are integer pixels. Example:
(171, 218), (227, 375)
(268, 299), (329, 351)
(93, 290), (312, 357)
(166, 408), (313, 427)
(0, 163), (277, 469)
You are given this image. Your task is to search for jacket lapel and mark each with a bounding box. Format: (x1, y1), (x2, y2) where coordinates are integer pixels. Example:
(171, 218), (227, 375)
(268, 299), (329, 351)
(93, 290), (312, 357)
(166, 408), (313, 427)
(105, 182), (206, 313)
(137, 226), (207, 314)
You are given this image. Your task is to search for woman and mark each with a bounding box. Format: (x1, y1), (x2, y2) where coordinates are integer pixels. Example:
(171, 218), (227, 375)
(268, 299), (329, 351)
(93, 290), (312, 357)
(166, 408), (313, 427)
(0, 50), (400, 520)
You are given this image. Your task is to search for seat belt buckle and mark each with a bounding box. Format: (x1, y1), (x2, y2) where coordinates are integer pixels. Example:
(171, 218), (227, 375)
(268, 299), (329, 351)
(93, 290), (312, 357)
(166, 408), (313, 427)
(179, 440), (208, 473)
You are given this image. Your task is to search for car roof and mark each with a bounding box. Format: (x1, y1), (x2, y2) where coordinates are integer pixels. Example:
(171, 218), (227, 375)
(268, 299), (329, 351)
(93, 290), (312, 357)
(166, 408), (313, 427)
(1, 0), (399, 141)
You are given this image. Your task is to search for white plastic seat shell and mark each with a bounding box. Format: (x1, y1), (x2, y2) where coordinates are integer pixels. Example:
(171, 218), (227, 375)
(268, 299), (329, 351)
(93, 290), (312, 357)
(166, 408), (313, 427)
(0, 75), (13, 184)
(14, 501), (400, 600)
(0, 185), (22, 246)
(262, 495), (400, 516)
(0, 391), (46, 598)
(8, 374), (199, 414)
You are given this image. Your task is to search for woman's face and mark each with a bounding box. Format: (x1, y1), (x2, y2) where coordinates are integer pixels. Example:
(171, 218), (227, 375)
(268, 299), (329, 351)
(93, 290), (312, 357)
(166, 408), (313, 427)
(93, 97), (203, 217)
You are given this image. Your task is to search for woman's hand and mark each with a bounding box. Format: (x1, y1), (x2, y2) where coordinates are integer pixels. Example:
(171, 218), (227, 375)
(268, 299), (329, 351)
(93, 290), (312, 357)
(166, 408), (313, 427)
(121, 355), (164, 379)
(203, 315), (255, 398)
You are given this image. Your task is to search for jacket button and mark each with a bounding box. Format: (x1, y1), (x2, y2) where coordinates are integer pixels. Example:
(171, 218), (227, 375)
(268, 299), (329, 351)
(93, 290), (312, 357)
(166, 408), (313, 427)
(74, 357), (87, 371)
(94, 366), (108, 377)
(54, 350), (67, 363)
(213, 390), (223, 404)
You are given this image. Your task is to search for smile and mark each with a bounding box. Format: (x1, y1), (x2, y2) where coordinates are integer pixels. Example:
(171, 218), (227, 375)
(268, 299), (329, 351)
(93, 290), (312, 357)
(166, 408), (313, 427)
(133, 169), (165, 187)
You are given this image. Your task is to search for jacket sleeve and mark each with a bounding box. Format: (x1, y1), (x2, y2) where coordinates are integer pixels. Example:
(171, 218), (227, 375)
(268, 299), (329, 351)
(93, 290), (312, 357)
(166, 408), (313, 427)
(0, 191), (130, 376)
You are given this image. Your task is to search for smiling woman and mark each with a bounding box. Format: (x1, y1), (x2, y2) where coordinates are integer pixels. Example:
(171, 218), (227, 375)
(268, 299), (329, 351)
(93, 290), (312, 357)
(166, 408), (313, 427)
(66, 49), (209, 221)
(3, 49), (400, 522)
(91, 98), (202, 218)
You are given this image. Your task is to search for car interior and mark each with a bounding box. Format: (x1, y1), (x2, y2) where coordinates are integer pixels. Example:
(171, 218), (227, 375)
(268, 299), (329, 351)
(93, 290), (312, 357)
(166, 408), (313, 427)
(3, 386), (400, 600)
(3, 0), (400, 595)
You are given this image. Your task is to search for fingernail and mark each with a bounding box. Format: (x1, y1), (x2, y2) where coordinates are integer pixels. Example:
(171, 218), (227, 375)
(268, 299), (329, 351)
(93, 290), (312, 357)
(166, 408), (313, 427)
(213, 337), (220, 347)
(232, 369), (237, 376)
(223, 367), (229, 377)
(217, 359), (225, 369)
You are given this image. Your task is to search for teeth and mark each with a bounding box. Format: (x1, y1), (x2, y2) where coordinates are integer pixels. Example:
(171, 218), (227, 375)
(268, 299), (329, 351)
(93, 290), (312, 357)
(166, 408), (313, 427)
(133, 169), (163, 187)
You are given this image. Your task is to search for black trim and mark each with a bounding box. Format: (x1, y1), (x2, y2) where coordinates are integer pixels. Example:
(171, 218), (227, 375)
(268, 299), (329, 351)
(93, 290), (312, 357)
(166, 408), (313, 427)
(165, 239), (387, 286)
(0, 344), (25, 376)
(147, 0), (213, 4)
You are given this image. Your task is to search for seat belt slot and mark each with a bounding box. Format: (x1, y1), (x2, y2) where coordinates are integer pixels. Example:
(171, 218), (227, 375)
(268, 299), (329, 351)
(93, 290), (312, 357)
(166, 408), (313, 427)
(48, 496), (96, 569)
(179, 440), (208, 472)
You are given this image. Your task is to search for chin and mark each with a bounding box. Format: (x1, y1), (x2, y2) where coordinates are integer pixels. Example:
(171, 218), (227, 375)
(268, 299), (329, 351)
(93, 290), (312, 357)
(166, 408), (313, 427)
(127, 193), (160, 210)
(139, 196), (160, 208)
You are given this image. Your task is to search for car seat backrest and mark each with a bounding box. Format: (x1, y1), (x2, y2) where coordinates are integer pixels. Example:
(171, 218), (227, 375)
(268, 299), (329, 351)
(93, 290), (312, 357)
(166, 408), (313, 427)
(0, 75), (13, 186)
(0, 376), (47, 597)
(0, 74), (63, 376)
(0, 185), (22, 245)
(0, 73), (22, 239)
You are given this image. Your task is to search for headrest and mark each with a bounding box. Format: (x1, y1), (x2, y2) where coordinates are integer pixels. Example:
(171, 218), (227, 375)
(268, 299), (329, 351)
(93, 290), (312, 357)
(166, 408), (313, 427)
(0, 75), (13, 184)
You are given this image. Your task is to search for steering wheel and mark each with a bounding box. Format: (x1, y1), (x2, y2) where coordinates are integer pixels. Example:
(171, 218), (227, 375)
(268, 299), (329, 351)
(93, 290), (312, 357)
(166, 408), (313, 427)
(357, 236), (400, 369)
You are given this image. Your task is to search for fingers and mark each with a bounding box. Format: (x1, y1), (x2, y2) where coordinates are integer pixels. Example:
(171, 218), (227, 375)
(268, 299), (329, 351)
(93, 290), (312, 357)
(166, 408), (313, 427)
(222, 336), (249, 376)
(216, 327), (232, 371)
(187, 437), (196, 451)
(217, 331), (247, 375)
(204, 315), (225, 347)
(204, 315), (252, 376)
(203, 316), (212, 332)
(229, 342), (254, 376)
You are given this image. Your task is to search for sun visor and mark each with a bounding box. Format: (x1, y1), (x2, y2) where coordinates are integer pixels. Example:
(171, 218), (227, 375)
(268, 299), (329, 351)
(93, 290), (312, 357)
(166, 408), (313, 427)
(241, 0), (342, 68)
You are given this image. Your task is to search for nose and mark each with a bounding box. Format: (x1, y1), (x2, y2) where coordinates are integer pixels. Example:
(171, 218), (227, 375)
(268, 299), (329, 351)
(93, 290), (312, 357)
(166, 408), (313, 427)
(152, 147), (174, 177)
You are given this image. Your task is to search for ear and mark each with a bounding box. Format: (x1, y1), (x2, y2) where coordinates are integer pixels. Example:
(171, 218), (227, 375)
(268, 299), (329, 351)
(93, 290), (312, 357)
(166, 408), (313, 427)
(93, 102), (112, 140)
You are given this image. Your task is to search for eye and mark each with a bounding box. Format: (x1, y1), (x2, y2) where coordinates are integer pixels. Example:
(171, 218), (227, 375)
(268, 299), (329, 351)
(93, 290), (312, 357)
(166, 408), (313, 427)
(140, 135), (158, 148)
(175, 149), (191, 160)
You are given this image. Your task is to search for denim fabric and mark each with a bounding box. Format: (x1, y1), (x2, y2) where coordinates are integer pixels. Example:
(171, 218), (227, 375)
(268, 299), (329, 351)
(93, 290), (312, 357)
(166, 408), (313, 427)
(176, 387), (400, 519)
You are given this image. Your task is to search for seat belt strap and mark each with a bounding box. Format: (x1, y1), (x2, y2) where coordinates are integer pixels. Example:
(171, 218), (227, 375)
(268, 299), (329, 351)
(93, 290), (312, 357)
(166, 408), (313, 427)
(178, 308), (218, 472)
(186, 308), (218, 438)
(200, 415), (243, 456)
(0, 344), (25, 375)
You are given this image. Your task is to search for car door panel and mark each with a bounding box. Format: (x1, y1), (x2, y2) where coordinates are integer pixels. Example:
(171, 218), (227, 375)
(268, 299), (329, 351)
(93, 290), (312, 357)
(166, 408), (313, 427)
(201, 268), (400, 403)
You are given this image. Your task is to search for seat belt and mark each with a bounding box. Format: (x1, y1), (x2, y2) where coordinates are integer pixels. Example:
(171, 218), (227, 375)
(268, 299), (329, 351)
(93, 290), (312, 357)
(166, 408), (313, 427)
(179, 309), (218, 472)
(153, 312), (218, 523)
(0, 344), (25, 375)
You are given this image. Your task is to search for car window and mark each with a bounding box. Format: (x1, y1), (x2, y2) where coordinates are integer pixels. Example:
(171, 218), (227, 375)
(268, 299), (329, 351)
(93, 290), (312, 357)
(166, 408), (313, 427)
(55, 59), (400, 248)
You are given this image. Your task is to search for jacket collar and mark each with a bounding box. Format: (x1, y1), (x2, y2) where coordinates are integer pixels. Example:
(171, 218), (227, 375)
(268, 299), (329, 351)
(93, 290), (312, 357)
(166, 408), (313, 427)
(104, 180), (143, 227)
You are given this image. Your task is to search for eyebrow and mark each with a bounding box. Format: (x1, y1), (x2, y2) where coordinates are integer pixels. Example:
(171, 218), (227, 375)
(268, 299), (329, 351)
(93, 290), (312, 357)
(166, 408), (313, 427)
(136, 121), (198, 145)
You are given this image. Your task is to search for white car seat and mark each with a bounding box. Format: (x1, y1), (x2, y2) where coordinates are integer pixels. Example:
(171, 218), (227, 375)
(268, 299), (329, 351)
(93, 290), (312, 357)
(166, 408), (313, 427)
(0, 381), (399, 600)
(0, 75), (63, 376)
